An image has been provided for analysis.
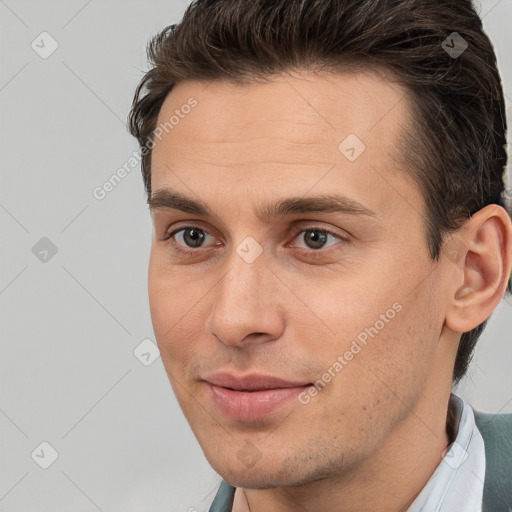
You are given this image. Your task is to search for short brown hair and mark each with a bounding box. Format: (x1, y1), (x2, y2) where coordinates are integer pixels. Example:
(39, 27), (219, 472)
(128, 0), (510, 384)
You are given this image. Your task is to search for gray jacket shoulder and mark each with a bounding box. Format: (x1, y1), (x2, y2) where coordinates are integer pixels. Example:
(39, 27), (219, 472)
(475, 411), (512, 512)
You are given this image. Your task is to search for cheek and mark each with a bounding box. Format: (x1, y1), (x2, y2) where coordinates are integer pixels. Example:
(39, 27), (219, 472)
(311, 306), (437, 451)
(306, 279), (437, 392)
(296, 281), (401, 347)
(148, 265), (202, 372)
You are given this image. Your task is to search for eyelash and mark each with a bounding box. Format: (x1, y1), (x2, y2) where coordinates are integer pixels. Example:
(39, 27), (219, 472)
(163, 225), (348, 256)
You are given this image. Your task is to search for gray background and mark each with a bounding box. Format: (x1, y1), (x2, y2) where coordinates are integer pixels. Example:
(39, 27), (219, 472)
(0, 0), (511, 510)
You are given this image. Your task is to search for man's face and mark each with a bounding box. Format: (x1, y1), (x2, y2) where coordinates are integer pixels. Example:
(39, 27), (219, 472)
(148, 70), (453, 488)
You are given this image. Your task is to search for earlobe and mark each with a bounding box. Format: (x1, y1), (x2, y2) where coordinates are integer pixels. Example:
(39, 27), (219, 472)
(444, 205), (512, 334)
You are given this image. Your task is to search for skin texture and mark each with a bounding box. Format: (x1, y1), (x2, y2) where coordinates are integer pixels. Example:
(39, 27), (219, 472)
(148, 70), (512, 512)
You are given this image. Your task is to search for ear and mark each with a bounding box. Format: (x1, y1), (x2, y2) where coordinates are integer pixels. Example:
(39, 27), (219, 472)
(444, 204), (512, 333)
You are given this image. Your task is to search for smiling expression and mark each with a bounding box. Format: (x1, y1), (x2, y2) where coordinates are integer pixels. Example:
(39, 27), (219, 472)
(147, 69), (456, 488)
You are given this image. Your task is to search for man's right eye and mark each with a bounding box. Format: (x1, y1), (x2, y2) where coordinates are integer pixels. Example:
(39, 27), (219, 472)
(164, 226), (220, 253)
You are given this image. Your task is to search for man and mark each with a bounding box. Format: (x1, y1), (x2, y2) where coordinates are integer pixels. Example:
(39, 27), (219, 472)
(128, 0), (512, 510)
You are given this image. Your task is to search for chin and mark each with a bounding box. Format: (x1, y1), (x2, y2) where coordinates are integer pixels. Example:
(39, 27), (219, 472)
(208, 455), (331, 490)
(217, 470), (291, 490)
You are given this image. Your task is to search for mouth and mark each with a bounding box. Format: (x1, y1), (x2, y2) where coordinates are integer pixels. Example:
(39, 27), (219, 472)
(202, 372), (313, 420)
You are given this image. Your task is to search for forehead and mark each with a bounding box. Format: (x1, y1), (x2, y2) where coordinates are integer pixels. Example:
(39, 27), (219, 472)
(150, 70), (418, 217)
(159, 69), (408, 138)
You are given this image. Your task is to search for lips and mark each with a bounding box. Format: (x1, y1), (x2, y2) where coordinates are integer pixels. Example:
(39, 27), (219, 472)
(202, 372), (313, 420)
(203, 372), (311, 391)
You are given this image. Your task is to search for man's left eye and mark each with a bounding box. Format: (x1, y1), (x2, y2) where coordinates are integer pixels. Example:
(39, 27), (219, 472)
(291, 228), (345, 250)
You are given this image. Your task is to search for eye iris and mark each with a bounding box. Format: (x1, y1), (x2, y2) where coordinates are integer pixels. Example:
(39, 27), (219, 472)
(304, 230), (327, 249)
(184, 228), (205, 247)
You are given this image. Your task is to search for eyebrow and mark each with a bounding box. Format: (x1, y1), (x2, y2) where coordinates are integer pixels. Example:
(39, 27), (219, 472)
(148, 187), (376, 220)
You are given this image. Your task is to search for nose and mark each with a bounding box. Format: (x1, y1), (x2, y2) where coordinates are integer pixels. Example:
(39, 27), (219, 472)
(206, 249), (285, 348)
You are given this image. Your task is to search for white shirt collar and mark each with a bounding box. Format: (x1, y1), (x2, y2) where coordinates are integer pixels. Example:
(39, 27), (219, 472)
(408, 393), (486, 511)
